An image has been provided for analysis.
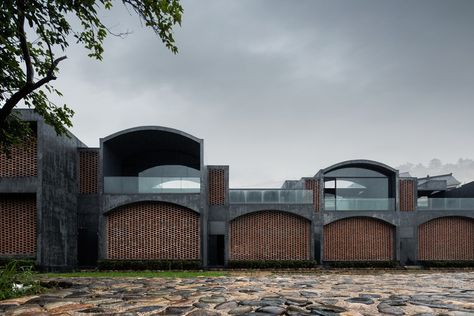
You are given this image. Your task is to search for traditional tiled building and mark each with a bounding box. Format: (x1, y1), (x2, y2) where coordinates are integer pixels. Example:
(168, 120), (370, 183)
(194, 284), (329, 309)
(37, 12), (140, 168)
(1, 110), (473, 270)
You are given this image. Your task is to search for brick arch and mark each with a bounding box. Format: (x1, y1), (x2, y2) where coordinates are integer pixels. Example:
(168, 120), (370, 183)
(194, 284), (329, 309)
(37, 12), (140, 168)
(106, 201), (200, 260)
(323, 217), (395, 261)
(104, 197), (200, 214)
(418, 216), (474, 261)
(229, 211), (310, 261)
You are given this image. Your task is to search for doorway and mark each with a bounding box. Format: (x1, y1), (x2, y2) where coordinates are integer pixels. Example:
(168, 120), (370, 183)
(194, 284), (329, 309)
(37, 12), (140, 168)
(208, 235), (225, 266)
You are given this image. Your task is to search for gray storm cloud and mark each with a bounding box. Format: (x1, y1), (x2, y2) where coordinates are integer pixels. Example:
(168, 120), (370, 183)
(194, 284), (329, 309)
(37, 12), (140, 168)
(39, 0), (474, 187)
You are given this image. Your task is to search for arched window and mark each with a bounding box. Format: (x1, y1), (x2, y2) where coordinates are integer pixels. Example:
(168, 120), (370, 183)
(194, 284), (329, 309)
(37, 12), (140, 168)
(324, 165), (395, 211)
(102, 127), (202, 193)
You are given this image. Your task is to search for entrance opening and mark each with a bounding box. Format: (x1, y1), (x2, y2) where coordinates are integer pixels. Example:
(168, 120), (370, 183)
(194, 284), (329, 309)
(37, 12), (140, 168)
(78, 227), (98, 267)
(208, 235), (225, 266)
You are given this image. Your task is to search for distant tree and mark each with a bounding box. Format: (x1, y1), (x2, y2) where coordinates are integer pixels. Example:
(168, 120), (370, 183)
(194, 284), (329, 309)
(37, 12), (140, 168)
(0, 0), (183, 153)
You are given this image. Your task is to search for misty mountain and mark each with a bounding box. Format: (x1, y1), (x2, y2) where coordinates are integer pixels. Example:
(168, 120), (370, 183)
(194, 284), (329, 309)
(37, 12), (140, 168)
(397, 158), (474, 185)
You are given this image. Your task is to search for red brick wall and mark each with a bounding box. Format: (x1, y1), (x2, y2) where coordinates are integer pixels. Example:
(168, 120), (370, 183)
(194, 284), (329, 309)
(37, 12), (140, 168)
(0, 137), (37, 177)
(79, 150), (98, 194)
(400, 179), (416, 211)
(324, 217), (394, 261)
(418, 217), (474, 261)
(230, 211), (310, 260)
(305, 179), (320, 211)
(0, 195), (36, 256)
(106, 202), (200, 260)
(208, 168), (225, 205)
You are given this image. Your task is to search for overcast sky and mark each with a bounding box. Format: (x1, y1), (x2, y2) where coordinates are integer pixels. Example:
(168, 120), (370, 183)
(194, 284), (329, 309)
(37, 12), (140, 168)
(48, 0), (474, 187)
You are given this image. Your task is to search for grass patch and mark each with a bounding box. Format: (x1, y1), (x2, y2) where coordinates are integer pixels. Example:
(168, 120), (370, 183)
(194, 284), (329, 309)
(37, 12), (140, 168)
(0, 261), (42, 300)
(40, 270), (228, 278)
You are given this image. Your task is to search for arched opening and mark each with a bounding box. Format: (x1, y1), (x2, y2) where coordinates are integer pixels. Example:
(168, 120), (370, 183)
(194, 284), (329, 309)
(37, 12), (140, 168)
(102, 127), (202, 194)
(106, 201), (200, 260)
(229, 211), (310, 261)
(323, 217), (395, 261)
(418, 216), (474, 261)
(323, 161), (396, 211)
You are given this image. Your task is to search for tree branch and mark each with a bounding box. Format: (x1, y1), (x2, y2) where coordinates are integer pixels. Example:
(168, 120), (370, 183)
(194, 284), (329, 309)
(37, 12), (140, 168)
(2, 1), (68, 126)
(38, 26), (55, 67)
(16, 0), (34, 85)
(104, 24), (132, 38)
(45, 56), (67, 80)
(0, 56), (67, 128)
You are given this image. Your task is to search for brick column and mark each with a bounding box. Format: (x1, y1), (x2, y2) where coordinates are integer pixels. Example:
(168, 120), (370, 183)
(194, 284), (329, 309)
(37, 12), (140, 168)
(305, 178), (320, 212)
(79, 150), (99, 194)
(399, 179), (416, 211)
(208, 166), (228, 206)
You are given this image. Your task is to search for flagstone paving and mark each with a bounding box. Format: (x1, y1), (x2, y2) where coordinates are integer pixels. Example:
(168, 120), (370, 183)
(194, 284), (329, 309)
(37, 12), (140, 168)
(1, 271), (474, 315)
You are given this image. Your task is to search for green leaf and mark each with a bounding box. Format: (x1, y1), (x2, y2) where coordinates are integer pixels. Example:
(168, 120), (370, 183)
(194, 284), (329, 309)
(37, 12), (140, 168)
(0, 0), (182, 153)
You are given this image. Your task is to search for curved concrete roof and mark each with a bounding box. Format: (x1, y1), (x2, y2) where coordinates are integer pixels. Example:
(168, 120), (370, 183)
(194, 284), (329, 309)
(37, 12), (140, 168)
(320, 159), (397, 176)
(101, 125), (203, 174)
(101, 126), (202, 144)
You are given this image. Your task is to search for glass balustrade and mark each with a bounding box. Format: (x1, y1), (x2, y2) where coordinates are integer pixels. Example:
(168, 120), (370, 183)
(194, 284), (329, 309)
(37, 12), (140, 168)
(229, 189), (313, 204)
(324, 198), (395, 211)
(104, 177), (200, 194)
(417, 198), (474, 210)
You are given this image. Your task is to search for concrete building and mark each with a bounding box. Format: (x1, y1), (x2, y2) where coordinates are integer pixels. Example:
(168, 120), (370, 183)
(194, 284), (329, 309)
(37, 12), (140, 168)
(0, 110), (473, 271)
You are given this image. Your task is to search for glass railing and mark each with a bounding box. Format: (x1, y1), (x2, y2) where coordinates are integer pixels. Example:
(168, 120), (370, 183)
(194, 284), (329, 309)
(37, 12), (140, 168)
(229, 189), (313, 204)
(324, 198), (395, 211)
(104, 177), (200, 194)
(417, 198), (474, 210)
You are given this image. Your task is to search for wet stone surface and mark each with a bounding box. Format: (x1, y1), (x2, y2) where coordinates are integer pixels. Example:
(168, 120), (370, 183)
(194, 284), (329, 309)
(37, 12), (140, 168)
(1, 272), (474, 315)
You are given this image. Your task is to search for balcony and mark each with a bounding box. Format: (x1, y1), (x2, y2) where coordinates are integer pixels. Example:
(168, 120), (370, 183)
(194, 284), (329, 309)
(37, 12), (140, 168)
(104, 177), (200, 194)
(417, 198), (474, 210)
(229, 189), (313, 204)
(324, 198), (395, 211)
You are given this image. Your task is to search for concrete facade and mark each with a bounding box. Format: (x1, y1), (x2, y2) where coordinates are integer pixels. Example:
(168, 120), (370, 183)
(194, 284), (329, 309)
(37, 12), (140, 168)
(0, 110), (85, 271)
(0, 109), (473, 270)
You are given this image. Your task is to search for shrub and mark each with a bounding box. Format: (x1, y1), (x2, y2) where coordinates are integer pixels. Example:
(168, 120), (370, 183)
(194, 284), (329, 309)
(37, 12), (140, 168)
(97, 259), (202, 271)
(0, 258), (36, 270)
(324, 261), (399, 268)
(419, 261), (474, 268)
(0, 260), (41, 300)
(227, 260), (318, 269)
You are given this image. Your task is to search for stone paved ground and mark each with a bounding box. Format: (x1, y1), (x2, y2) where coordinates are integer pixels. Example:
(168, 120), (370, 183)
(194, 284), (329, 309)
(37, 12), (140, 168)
(1, 271), (474, 316)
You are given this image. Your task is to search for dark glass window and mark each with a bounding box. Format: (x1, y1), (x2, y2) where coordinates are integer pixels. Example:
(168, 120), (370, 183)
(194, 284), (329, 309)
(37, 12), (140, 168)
(324, 167), (393, 211)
